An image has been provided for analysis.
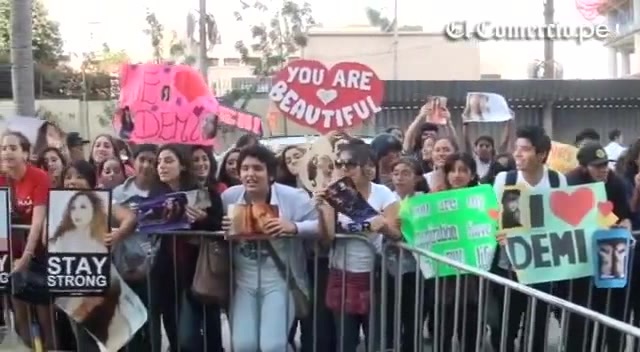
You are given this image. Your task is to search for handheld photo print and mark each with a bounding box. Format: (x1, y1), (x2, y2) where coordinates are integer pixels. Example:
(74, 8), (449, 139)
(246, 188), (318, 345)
(227, 204), (280, 238)
(425, 96), (450, 125)
(462, 92), (512, 123)
(499, 185), (531, 233)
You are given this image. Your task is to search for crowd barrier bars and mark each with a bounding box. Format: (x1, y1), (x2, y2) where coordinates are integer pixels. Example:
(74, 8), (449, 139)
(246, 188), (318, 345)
(6, 222), (640, 352)
(104, 231), (378, 352)
(383, 241), (640, 352)
(332, 234), (379, 352)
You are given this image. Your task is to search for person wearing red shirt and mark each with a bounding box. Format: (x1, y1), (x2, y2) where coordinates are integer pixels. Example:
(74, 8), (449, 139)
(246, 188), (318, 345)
(0, 131), (54, 349)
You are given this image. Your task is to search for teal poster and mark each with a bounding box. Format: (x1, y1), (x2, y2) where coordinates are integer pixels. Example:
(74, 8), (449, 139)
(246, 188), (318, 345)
(399, 185), (500, 278)
(502, 182), (616, 284)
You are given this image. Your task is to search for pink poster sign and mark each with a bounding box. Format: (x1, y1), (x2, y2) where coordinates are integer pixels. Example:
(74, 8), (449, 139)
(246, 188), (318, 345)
(113, 63), (262, 146)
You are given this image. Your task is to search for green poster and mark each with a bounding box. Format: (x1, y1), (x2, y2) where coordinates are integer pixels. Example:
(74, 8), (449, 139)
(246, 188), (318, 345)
(399, 185), (500, 279)
(503, 182), (611, 284)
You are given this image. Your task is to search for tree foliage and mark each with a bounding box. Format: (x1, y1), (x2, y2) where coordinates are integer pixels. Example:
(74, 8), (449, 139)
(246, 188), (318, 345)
(234, 0), (315, 76)
(0, 0), (63, 65)
(227, 1), (314, 107)
(365, 7), (423, 32)
(144, 9), (164, 63)
(83, 43), (129, 73)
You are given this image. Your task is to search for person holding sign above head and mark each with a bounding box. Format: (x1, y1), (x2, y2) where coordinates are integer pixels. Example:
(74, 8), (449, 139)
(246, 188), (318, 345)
(315, 142), (401, 352)
(556, 142), (631, 352)
(0, 131), (56, 349)
(402, 101), (446, 158)
(491, 126), (567, 352)
(462, 118), (512, 179)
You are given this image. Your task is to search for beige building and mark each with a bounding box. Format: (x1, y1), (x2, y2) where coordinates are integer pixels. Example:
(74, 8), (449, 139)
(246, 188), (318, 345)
(301, 27), (482, 80)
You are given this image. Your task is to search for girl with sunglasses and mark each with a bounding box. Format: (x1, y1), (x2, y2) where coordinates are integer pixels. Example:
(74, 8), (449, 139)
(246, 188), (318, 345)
(316, 143), (401, 352)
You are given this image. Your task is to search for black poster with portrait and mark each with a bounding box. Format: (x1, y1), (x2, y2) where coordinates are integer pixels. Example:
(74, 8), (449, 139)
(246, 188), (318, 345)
(47, 189), (111, 296)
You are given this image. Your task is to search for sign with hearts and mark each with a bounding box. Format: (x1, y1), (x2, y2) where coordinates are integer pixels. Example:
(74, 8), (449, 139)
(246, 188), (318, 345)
(549, 188), (595, 226)
(268, 60), (384, 134)
(499, 182), (617, 285)
(114, 63), (263, 146)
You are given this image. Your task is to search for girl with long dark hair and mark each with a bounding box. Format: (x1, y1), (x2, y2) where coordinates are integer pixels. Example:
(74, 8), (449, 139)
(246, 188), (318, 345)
(36, 147), (67, 187)
(219, 148), (241, 187)
(150, 144), (224, 352)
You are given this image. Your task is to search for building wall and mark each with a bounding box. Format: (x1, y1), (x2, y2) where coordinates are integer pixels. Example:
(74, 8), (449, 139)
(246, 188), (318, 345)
(302, 30), (481, 80)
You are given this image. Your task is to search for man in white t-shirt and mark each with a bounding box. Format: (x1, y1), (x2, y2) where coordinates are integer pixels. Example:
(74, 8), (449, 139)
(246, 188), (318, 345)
(490, 125), (567, 352)
(604, 129), (626, 169)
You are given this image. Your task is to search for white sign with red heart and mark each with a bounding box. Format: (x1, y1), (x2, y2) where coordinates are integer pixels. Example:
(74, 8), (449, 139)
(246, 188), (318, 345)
(269, 60), (384, 134)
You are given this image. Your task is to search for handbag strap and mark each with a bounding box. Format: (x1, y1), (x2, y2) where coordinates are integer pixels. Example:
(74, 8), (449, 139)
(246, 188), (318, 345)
(263, 240), (303, 295)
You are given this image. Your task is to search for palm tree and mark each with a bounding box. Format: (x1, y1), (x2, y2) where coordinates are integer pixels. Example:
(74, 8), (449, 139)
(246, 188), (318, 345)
(10, 0), (36, 116)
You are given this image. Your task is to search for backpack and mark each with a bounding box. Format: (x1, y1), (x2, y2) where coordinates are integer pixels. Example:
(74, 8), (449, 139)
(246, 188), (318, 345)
(504, 169), (560, 188)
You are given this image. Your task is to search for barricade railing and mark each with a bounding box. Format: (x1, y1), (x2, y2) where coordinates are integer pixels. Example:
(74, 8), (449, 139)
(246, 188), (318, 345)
(5, 224), (640, 352)
(382, 241), (640, 352)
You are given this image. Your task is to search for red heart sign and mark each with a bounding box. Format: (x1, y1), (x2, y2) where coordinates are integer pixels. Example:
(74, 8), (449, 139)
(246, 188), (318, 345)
(598, 201), (614, 216)
(269, 60), (384, 134)
(488, 209), (500, 220)
(549, 188), (595, 226)
(174, 70), (209, 103)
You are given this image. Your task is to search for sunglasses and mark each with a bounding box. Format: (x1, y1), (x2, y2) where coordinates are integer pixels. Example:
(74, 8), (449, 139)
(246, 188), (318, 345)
(334, 159), (358, 169)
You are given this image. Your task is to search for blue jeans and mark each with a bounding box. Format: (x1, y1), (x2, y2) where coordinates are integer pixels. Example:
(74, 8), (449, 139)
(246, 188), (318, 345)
(231, 283), (295, 352)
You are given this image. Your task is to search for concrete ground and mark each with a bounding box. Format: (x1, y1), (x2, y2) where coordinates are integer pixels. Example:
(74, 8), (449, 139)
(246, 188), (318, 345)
(0, 315), (634, 351)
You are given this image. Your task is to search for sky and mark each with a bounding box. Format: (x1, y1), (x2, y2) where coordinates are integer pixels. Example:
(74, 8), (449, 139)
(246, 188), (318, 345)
(44, 0), (612, 79)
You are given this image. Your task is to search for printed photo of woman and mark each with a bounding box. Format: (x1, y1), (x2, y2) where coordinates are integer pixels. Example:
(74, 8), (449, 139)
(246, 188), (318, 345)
(201, 113), (219, 140)
(48, 188), (145, 351)
(462, 93), (490, 122)
(118, 107), (135, 140)
(501, 189), (522, 229)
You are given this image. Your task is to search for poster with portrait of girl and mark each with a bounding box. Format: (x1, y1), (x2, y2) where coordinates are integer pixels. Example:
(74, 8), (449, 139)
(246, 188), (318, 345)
(499, 185), (531, 233)
(228, 203), (280, 238)
(47, 189), (147, 351)
(462, 92), (513, 123)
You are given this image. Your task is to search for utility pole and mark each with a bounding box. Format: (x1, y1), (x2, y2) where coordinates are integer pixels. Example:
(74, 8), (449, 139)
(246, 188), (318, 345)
(543, 0), (555, 78)
(392, 0), (399, 79)
(198, 0), (208, 83)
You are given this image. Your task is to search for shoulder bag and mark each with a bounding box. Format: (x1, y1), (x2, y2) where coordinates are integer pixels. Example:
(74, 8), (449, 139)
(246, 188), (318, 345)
(191, 238), (230, 307)
(264, 240), (310, 318)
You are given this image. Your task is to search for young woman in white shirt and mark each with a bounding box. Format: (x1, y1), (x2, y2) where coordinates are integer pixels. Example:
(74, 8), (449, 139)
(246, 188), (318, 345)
(316, 143), (401, 352)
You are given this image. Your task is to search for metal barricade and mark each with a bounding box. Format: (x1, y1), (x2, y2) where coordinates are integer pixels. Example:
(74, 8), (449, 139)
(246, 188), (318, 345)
(4, 223), (640, 352)
(380, 241), (640, 352)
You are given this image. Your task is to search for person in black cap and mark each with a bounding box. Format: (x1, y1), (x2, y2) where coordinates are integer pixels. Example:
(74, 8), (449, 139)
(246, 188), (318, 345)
(558, 141), (631, 352)
(66, 132), (90, 162)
